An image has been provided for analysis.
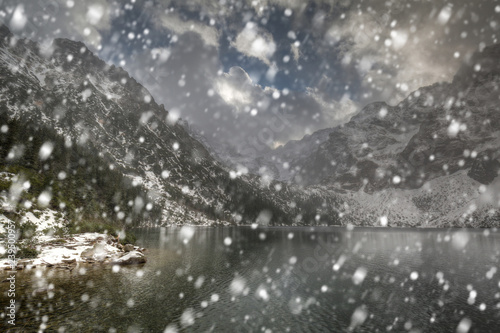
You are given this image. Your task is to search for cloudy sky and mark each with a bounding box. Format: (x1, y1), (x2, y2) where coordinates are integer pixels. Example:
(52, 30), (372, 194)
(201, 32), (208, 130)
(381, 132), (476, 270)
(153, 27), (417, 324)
(2, 0), (499, 156)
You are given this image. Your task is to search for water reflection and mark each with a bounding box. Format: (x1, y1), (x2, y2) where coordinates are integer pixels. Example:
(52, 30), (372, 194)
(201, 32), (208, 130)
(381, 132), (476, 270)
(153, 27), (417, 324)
(1, 227), (499, 332)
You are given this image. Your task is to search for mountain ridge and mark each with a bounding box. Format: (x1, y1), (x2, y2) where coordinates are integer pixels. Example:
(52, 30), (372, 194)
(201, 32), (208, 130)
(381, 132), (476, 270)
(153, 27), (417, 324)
(0, 24), (498, 228)
(0, 25), (339, 228)
(242, 43), (500, 191)
(252, 43), (500, 227)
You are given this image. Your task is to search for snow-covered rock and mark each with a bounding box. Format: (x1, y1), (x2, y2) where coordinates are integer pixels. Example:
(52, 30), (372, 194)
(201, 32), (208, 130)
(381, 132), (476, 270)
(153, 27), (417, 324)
(0, 233), (128, 269)
(111, 250), (146, 265)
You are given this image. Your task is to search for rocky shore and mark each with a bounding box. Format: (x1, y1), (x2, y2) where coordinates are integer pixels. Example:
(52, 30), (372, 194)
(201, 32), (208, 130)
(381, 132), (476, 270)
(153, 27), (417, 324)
(1, 233), (146, 272)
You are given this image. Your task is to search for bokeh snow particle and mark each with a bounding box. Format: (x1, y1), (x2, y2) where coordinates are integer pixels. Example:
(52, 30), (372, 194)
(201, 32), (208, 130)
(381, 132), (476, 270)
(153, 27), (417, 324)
(456, 318), (472, 333)
(229, 276), (247, 296)
(447, 121), (460, 137)
(10, 5), (27, 30)
(352, 267), (368, 285)
(163, 324), (179, 333)
(180, 308), (195, 327)
(38, 191), (52, 208)
(194, 276), (205, 289)
(451, 231), (470, 250)
(180, 226), (195, 243)
(380, 216), (388, 226)
(39, 142), (54, 161)
(256, 286), (269, 301)
(349, 306), (368, 330)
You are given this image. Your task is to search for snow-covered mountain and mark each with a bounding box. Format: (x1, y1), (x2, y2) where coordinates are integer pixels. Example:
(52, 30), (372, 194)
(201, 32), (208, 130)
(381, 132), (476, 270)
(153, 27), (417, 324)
(1, 23), (498, 228)
(0, 25), (338, 227)
(234, 43), (500, 227)
(194, 124), (337, 183)
(291, 45), (500, 190)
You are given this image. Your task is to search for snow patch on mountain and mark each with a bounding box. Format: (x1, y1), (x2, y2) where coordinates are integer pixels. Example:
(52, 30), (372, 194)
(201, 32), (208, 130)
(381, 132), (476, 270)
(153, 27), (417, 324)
(336, 170), (494, 227)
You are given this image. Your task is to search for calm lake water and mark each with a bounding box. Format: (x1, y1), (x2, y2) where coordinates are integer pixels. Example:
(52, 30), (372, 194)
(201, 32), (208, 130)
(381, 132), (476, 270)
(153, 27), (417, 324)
(2, 227), (500, 332)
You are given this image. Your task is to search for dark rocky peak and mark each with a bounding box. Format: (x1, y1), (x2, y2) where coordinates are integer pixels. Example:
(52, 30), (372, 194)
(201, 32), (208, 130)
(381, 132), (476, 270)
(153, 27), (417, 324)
(349, 101), (390, 123)
(107, 64), (132, 82)
(0, 27), (159, 109)
(0, 24), (13, 42)
(452, 43), (500, 91)
(52, 38), (107, 71)
(399, 82), (451, 109)
(0, 24), (39, 55)
(278, 127), (333, 152)
(48, 37), (160, 110)
(467, 150), (500, 185)
(285, 43), (500, 190)
(53, 38), (87, 52)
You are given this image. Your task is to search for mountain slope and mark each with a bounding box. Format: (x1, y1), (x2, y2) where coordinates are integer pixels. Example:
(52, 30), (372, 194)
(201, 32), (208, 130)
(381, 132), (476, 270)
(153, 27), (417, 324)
(0, 111), (161, 232)
(293, 44), (500, 191)
(0, 25), (339, 227)
(252, 44), (500, 227)
(2, 23), (497, 228)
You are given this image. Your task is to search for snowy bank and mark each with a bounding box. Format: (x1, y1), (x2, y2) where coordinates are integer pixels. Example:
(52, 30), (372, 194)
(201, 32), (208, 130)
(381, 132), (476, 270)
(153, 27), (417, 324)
(1, 233), (146, 272)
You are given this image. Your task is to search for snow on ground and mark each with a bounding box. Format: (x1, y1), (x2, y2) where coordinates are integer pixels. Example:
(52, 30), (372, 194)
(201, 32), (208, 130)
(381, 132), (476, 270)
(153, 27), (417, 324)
(87, 74), (122, 100)
(0, 232), (145, 270)
(0, 214), (9, 234)
(21, 209), (65, 234)
(0, 191), (144, 269)
(26, 233), (115, 266)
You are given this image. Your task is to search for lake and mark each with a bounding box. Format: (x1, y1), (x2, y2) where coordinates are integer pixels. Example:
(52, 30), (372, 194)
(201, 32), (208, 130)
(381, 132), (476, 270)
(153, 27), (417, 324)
(2, 226), (500, 332)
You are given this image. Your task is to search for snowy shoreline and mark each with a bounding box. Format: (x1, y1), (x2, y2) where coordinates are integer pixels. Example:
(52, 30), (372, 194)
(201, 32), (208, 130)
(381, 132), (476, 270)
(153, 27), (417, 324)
(1, 233), (146, 273)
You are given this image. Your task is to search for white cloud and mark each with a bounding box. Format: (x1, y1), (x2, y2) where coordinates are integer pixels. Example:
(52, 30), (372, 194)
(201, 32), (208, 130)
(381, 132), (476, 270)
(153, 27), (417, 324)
(151, 48), (171, 63)
(65, 0), (112, 48)
(86, 4), (106, 26)
(232, 22), (276, 65)
(211, 66), (359, 149)
(10, 4), (27, 31)
(325, 7), (464, 105)
(307, 89), (358, 124)
(128, 47), (359, 153)
(145, 0), (478, 106)
(215, 67), (254, 109)
(155, 12), (219, 48)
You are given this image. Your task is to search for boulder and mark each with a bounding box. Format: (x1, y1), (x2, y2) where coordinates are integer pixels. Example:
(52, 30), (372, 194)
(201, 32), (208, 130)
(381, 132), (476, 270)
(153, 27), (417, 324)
(62, 258), (76, 264)
(467, 153), (500, 184)
(123, 244), (135, 252)
(112, 251), (146, 265)
(80, 242), (107, 261)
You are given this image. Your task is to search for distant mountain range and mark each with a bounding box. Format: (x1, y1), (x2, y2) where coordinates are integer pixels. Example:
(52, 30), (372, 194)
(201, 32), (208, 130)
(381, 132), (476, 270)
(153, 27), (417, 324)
(0, 24), (498, 228)
(224, 44), (500, 191)
(206, 42), (500, 227)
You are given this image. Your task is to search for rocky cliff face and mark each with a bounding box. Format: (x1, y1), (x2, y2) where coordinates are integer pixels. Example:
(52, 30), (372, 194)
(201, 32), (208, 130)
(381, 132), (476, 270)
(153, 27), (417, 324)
(253, 44), (500, 227)
(294, 44), (500, 191)
(242, 44), (500, 195)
